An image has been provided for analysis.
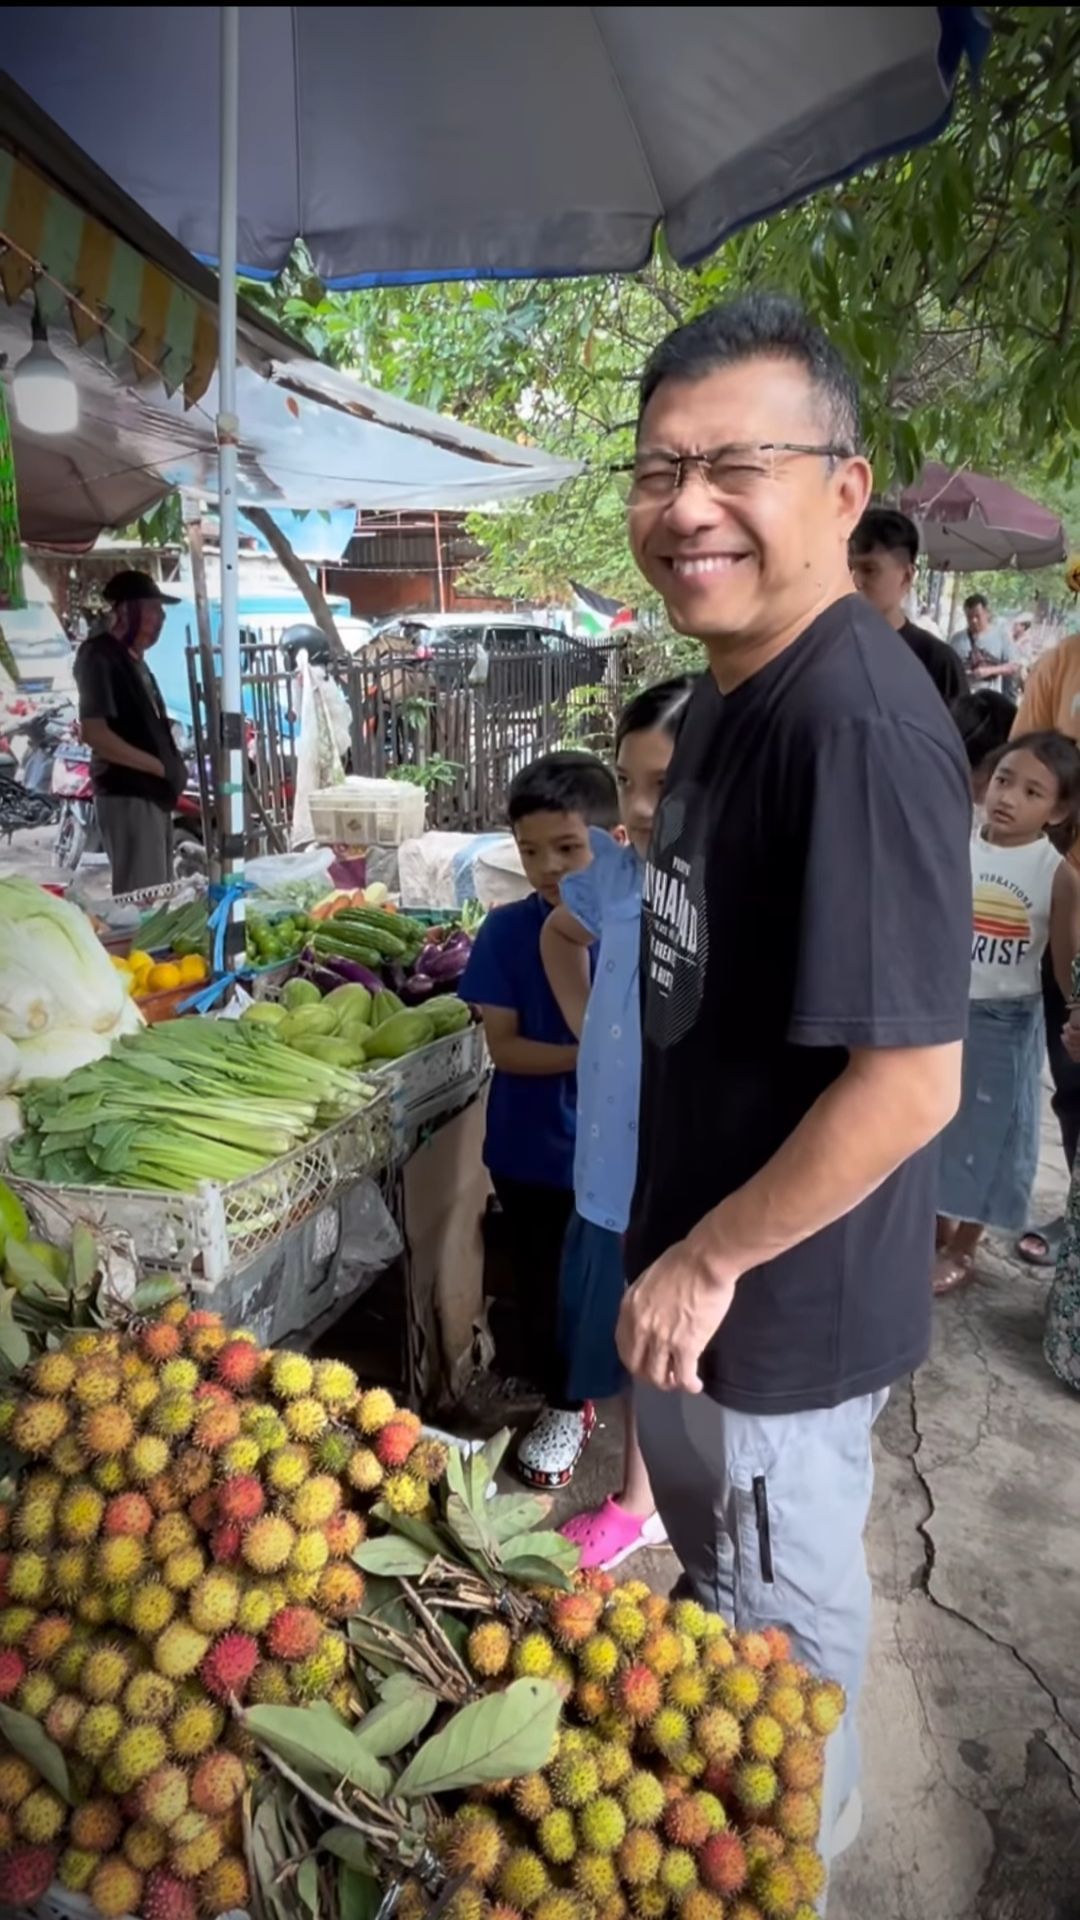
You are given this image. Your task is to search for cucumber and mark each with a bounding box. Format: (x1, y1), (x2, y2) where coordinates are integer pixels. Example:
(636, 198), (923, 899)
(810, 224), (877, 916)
(327, 916), (407, 959)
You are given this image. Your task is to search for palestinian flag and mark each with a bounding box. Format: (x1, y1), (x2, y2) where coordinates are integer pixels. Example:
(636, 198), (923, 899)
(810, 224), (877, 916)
(571, 581), (636, 635)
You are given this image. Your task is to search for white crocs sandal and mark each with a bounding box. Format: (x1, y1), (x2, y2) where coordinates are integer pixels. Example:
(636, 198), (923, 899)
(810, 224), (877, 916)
(516, 1403), (596, 1489)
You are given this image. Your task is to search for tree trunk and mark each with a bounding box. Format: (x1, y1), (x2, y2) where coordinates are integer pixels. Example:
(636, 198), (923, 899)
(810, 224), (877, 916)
(241, 507), (347, 659)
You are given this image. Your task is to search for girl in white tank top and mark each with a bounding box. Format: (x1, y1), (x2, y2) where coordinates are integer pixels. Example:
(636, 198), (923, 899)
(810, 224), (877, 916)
(936, 732), (1080, 1294)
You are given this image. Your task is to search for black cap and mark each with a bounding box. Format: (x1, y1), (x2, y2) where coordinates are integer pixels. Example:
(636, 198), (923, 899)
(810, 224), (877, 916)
(103, 569), (180, 606)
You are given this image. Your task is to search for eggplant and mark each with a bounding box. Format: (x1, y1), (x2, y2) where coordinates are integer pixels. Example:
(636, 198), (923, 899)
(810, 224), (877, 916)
(384, 961), (409, 996)
(416, 931), (471, 979)
(301, 948), (383, 995)
(400, 972), (437, 1004)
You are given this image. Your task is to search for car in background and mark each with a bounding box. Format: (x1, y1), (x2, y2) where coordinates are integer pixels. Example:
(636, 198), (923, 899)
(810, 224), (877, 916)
(369, 612), (600, 702)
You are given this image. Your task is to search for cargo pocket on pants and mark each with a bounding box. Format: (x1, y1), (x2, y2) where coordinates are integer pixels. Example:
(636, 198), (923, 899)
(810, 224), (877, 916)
(732, 1468), (776, 1622)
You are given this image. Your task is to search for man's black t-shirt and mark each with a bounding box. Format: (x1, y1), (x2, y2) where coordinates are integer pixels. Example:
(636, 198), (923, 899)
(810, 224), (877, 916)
(898, 618), (966, 706)
(626, 594), (972, 1414)
(73, 633), (185, 807)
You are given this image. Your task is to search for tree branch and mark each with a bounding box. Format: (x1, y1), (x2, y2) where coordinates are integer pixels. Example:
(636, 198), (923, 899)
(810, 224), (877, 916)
(242, 507), (348, 659)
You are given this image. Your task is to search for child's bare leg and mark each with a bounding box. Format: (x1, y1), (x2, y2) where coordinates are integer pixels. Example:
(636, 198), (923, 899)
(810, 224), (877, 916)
(950, 1220), (984, 1263)
(619, 1393), (656, 1517)
(936, 1214), (955, 1252)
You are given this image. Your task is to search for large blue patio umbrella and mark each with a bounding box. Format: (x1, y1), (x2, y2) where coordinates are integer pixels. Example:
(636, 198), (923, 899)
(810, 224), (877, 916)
(2, 4), (987, 877)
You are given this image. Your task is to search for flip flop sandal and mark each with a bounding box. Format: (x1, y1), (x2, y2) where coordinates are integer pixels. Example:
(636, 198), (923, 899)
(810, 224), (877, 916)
(1015, 1217), (1065, 1267)
(933, 1253), (976, 1297)
(516, 1403), (596, 1489)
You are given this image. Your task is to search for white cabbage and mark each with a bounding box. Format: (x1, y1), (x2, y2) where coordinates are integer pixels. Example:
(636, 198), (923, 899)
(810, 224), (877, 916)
(0, 878), (125, 1035)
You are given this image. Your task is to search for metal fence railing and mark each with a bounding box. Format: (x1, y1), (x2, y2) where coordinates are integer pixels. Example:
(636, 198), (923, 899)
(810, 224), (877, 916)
(187, 629), (627, 851)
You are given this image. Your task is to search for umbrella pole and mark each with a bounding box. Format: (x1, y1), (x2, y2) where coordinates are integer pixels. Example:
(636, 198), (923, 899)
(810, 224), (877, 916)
(216, 1), (244, 948)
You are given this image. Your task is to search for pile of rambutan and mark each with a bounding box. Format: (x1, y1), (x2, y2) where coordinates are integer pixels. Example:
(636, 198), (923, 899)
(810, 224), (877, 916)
(413, 1581), (844, 1920)
(0, 1302), (448, 1919)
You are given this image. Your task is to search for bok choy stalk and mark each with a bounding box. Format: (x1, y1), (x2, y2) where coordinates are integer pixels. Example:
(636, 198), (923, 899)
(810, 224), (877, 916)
(8, 1015), (375, 1195)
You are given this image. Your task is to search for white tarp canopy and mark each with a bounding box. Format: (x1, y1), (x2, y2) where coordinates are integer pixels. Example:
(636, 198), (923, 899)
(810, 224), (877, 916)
(0, 294), (580, 549)
(4, 7), (985, 282)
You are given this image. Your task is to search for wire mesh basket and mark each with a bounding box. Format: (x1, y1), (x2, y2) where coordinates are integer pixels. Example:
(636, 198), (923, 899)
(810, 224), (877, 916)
(369, 1022), (488, 1144)
(6, 1090), (394, 1288)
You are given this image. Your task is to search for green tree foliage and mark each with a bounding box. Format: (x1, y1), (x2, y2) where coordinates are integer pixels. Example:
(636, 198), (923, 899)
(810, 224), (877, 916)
(235, 7), (1080, 606)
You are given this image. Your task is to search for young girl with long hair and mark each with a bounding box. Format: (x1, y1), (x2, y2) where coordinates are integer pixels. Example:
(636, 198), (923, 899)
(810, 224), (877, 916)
(935, 731), (1080, 1295)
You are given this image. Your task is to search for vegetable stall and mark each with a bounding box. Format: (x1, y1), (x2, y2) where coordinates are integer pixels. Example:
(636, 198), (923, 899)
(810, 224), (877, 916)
(0, 874), (491, 1405)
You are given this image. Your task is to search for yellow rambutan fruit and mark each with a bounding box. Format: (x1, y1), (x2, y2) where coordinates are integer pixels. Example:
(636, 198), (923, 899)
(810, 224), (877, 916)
(649, 1706), (690, 1761)
(696, 1706), (741, 1764)
(58, 1847), (98, 1893)
(169, 1697), (223, 1761)
(160, 1358), (200, 1396)
(288, 1474), (340, 1530)
(579, 1795), (627, 1854)
(764, 1683), (805, 1730)
(745, 1712), (785, 1762)
(382, 1471), (428, 1516)
(45, 1691), (85, 1748)
(497, 1848), (550, 1912)
(0, 1604), (37, 1647)
(574, 1853), (620, 1905)
(752, 1860), (801, 1918)
(187, 1324), (230, 1365)
(283, 1396), (327, 1442)
(270, 1351), (314, 1400)
(15, 1781), (67, 1844)
(49, 1545), (90, 1602)
(579, 1631), (620, 1682)
(49, 1434), (88, 1479)
(467, 1619), (513, 1677)
(76, 1589), (111, 1625)
(154, 1621), (210, 1680)
(511, 1771), (552, 1820)
(606, 1602), (647, 1650)
(30, 1351), (77, 1398)
(804, 1680), (845, 1737)
(312, 1358), (357, 1406)
(665, 1667), (708, 1714)
(128, 1434), (172, 1486)
(91, 1457), (127, 1495)
(124, 1376), (162, 1421)
(640, 1629), (683, 1680)
(735, 1631), (772, 1672)
(71, 1362), (122, 1409)
(74, 1701), (122, 1761)
(24, 1610), (71, 1664)
(345, 1446), (383, 1493)
(248, 1659), (291, 1705)
(785, 1843), (825, 1903)
(242, 1514), (295, 1574)
(151, 1512), (197, 1562)
(512, 1631), (555, 1679)
(13, 1494), (55, 1549)
(8, 1549), (49, 1603)
(89, 1855), (144, 1918)
(289, 1529), (330, 1577)
(443, 1803), (506, 1883)
(125, 1669), (177, 1723)
(235, 1586), (275, 1636)
(776, 1733), (825, 1792)
(80, 1403), (135, 1457)
(17, 1669), (57, 1718)
(96, 1533), (146, 1586)
(263, 1444), (311, 1496)
(595, 1741), (633, 1791)
(130, 1579), (177, 1637)
(733, 1761), (778, 1814)
(81, 1643), (130, 1702)
(716, 1664), (763, 1720)
(50, 1628), (91, 1687)
(0, 1752), (37, 1806)
(110, 1723), (169, 1789)
(198, 1853), (250, 1916)
(124, 1820), (168, 1872)
(188, 1570), (241, 1636)
(163, 1546), (205, 1594)
(150, 1392), (198, 1441)
(616, 1828), (663, 1887)
(139, 1761), (191, 1828)
(316, 1562), (365, 1620)
(219, 1436), (261, 1478)
(550, 1750), (599, 1809)
(353, 1386), (396, 1433)
(170, 1810), (225, 1880)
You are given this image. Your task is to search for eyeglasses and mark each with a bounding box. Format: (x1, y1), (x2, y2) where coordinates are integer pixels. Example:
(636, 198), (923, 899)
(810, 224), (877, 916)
(613, 442), (854, 503)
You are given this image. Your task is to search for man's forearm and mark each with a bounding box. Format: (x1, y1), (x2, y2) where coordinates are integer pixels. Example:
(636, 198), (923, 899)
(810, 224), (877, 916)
(82, 721), (164, 779)
(687, 1044), (962, 1277)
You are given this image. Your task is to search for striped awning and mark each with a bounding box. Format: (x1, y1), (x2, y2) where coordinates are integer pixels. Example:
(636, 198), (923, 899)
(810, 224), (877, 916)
(0, 146), (217, 406)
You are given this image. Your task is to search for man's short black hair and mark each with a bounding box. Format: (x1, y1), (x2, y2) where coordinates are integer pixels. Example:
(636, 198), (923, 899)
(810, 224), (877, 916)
(638, 291), (860, 452)
(964, 592), (990, 613)
(508, 750), (619, 831)
(850, 507), (919, 566)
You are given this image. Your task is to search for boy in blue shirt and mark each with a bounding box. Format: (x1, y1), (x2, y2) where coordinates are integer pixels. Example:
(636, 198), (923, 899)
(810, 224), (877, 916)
(460, 750), (619, 1487)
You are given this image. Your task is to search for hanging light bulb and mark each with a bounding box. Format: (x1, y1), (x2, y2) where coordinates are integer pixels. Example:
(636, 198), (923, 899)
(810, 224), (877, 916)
(12, 304), (79, 436)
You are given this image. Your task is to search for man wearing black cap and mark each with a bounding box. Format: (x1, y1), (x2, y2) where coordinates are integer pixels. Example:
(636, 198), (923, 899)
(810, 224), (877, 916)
(73, 570), (186, 895)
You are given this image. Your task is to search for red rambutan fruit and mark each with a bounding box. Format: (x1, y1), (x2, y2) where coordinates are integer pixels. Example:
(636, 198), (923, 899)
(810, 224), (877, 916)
(699, 1832), (748, 1896)
(190, 1749), (246, 1818)
(193, 1401), (241, 1453)
(209, 1523), (243, 1565)
(141, 1323), (182, 1363)
(548, 1590), (603, 1648)
(200, 1632), (259, 1701)
(266, 1607), (322, 1661)
(143, 1868), (199, 1920)
(216, 1476), (264, 1527)
(104, 1493), (154, 1538)
(761, 1626), (791, 1664)
(374, 1419), (418, 1469)
(4, 1844), (58, 1904)
(214, 1342), (262, 1392)
(187, 1491), (218, 1534)
(0, 1646), (25, 1698)
(615, 1664), (663, 1723)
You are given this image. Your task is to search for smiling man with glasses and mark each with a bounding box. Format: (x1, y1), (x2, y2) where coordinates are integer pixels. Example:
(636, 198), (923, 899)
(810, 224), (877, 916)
(614, 293), (972, 1869)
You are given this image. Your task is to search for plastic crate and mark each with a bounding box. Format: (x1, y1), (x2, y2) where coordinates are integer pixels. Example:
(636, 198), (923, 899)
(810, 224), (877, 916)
(5, 1092), (393, 1288)
(308, 777), (425, 847)
(369, 1022), (488, 1143)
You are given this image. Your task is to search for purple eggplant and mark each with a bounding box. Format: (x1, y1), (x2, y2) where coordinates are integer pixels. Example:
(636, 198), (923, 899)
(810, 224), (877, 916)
(400, 972), (437, 1004)
(384, 961), (410, 996)
(301, 948), (383, 995)
(416, 931), (471, 978)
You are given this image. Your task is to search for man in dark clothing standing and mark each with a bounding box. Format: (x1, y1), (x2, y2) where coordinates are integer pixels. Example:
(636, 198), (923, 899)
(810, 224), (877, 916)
(848, 507), (966, 705)
(73, 570), (185, 895)
(614, 295), (971, 1862)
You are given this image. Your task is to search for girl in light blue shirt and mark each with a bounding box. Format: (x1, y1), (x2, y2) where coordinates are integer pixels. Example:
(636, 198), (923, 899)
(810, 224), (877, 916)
(539, 676), (695, 1565)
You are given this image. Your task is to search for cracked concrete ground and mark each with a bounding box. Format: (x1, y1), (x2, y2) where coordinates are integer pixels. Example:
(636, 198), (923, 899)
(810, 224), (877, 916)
(553, 1084), (1080, 1920)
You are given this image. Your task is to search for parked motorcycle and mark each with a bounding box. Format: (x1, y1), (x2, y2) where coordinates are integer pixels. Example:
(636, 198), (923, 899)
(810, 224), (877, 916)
(9, 700), (73, 794)
(50, 729), (100, 871)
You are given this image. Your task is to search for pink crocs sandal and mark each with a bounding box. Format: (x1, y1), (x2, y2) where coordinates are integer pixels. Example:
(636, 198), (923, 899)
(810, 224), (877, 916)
(560, 1496), (669, 1570)
(516, 1403), (596, 1489)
